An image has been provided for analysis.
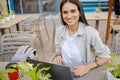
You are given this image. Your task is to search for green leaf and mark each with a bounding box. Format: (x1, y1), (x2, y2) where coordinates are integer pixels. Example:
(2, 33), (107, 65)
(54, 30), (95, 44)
(6, 68), (16, 73)
(95, 8), (102, 13)
(109, 54), (115, 60)
(113, 69), (120, 77)
(0, 70), (7, 74)
(37, 70), (42, 79)
(118, 64), (120, 68)
(106, 63), (114, 67)
(0, 75), (8, 80)
(44, 73), (51, 78)
(0, 70), (8, 80)
(14, 61), (33, 71)
(41, 66), (51, 71)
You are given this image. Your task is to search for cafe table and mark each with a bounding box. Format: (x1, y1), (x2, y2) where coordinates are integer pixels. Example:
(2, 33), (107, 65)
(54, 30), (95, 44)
(0, 15), (31, 35)
(85, 13), (116, 30)
(0, 62), (108, 80)
(62, 63), (107, 80)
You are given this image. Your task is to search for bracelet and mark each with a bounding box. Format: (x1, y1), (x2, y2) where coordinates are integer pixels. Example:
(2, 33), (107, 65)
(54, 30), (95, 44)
(93, 61), (100, 68)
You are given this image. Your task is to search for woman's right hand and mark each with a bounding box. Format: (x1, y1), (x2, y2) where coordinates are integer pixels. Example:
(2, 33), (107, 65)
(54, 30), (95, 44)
(53, 55), (63, 65)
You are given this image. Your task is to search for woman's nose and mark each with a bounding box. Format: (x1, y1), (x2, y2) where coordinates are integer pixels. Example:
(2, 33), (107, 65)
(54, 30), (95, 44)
(67, 13), (72, 18)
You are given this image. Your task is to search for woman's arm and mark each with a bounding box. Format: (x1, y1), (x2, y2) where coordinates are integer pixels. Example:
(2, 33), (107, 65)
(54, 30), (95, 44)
(74, 27), (111, 77)
(94, 57), (111, 67)
(52, 53), (64, 64)
(73, 57), (111, 77)
(85, 57), (111, 72)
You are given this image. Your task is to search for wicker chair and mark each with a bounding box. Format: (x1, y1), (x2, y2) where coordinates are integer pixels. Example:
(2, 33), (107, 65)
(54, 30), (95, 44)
(0, 33), (35, 61)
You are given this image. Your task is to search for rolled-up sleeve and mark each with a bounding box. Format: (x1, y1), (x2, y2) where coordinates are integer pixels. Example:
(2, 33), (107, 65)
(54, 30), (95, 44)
(90, 29), (111, 58)
(55, 37), (61, 53)
(55, 26), (63, 53)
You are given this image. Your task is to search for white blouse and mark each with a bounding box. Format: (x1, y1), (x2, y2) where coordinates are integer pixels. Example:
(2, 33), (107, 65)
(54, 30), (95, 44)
(55, 22), (111, 63)
(61, 30), (83, 63)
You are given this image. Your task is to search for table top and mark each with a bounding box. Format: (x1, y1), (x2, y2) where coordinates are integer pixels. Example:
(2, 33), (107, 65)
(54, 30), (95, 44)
(0, 62), (9, 70)
(0, 15), (31, 29)
(63, 63), (107, 80)
(85, 13), (116, 20)
(111, 25), (120, 31)
(0, 62), (108, 80)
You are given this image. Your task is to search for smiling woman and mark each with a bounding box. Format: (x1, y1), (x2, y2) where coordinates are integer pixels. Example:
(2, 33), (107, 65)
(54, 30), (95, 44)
(52, 0), (111, 77)
(61, 2), (80, 33)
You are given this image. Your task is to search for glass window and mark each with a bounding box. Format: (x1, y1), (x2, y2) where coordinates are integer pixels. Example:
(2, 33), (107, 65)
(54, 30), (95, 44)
(22, 0), (39, 13)
(42, 0), (56, 12)
(14, 0), (21, 14)
(13, 0), (60, 14)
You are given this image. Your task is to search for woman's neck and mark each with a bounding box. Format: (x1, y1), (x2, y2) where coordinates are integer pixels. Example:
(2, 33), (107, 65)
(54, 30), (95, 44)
(67, 22), (79, 36)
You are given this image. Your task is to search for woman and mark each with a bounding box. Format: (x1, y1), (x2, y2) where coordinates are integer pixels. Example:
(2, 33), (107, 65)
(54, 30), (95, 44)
(53, 0), (111, 77)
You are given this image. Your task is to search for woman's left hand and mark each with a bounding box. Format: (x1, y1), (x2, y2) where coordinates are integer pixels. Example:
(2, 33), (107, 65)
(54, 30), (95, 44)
(73, 65), (90, 77)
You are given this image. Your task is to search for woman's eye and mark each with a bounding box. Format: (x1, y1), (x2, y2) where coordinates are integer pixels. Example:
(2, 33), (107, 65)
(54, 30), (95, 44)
(63, 11), (68, 14)
(71, 10), (76, 13)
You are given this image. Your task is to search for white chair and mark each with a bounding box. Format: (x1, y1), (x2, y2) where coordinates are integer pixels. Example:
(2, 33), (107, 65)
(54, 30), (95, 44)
(49, 15), (56, 52)
(12, 18), (42, 50)
(21, 13), (48, 51)
(32, 18), (44, 50)
(38, 12), (50, 41)
(0, 33), (35, 61)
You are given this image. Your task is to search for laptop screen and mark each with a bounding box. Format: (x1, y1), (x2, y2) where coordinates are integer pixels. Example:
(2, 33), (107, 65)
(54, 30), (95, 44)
(27, 58), (74, 80)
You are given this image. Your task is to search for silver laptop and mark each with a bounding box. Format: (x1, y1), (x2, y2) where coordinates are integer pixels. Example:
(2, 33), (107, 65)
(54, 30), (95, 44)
(27, 58), (74, 80)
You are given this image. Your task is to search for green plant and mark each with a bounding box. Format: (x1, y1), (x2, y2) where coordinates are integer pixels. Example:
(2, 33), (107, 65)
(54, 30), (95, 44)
(14, 61), (51, 80)
(95, 8), (102, 13)
(106, 54), (120, 78)
(0, 61), (51, 80)
(5, 13), (10, 17)
(0, 67), (16, 80)
(9, 10), (15, 15)
(0, 15), (5, 21)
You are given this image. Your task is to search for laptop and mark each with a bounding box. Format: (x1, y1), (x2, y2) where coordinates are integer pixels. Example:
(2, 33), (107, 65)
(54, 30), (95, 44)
(26, 58), (74, 80)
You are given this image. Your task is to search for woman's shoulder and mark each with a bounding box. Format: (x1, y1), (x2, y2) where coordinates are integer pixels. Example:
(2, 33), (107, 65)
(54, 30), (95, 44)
(85, 25), (98, 34)
(83, 25), (100, 39)
(56, 25), (66, 36)
(57, 25), (64, 30)
(56, 25), (66, 32)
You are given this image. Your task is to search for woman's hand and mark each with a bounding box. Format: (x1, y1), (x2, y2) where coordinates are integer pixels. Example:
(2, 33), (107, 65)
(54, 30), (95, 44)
(53, 55), (64, 65)
(73, 57), (111, 77)
(73, 65), (91, 77)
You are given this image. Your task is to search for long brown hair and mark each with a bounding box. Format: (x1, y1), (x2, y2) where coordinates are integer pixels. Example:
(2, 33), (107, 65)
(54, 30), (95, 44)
(60, 0), (89, 25)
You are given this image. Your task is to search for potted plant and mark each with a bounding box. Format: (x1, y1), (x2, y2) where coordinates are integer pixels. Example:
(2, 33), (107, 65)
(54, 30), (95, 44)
(9, 10), (15, 19)
(5, 13), (10, 21)
(14, 61), (51, 80)
(106, 54), (120, 80)
(95, 8), (102, 18)
(0, 61), (51, 80)
(0, 66), (16, 80)
(0, 15), (5, 24)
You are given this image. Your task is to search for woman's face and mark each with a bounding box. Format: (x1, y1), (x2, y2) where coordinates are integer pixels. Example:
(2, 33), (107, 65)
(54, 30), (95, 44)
(62, 2), (80, 26)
